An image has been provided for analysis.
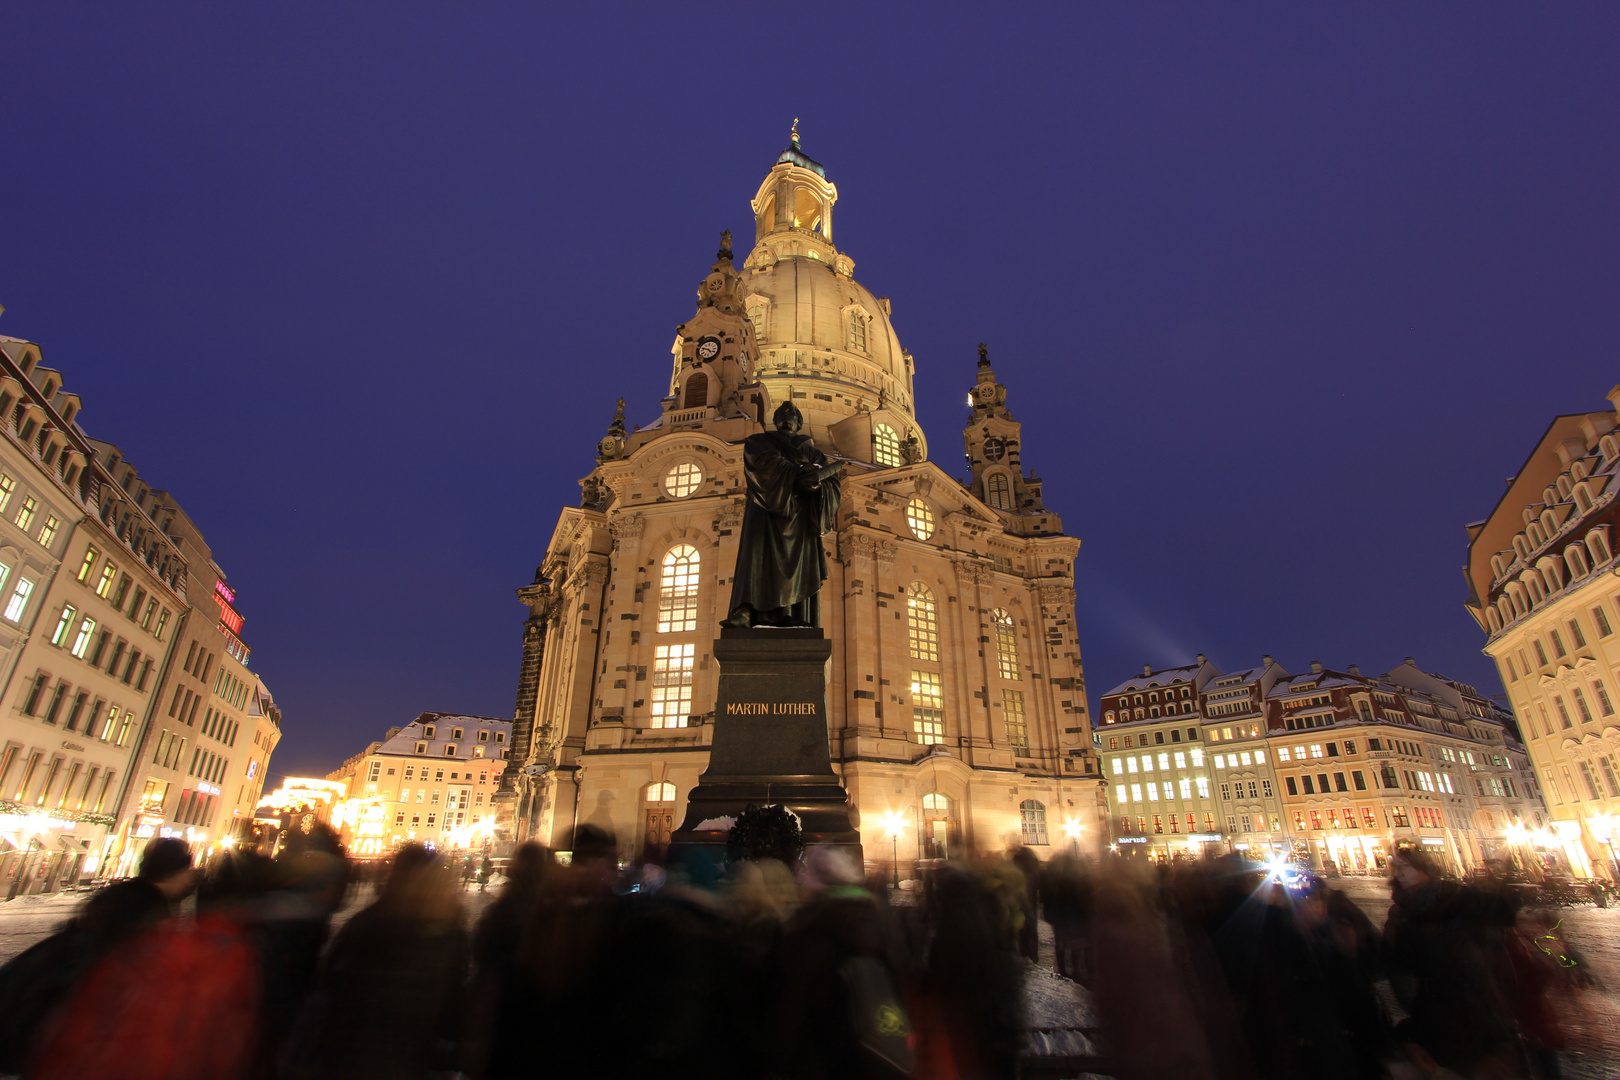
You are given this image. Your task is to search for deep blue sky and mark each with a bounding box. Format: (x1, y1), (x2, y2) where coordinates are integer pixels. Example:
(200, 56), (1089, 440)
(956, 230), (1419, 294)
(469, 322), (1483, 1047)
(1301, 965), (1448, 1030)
(4, 6), (1618, 779)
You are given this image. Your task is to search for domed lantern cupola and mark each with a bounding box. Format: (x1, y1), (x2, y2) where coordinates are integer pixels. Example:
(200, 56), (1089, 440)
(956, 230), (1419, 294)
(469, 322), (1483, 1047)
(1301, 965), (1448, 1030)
(752, 120), (838, 254)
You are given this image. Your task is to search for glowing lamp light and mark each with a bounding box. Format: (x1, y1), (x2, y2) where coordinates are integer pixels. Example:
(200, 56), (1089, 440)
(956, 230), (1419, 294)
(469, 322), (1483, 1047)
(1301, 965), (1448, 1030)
(884, 811), (905, 838)
(1063, 818), (1081, 839)
(1589, 814), (1616, 845)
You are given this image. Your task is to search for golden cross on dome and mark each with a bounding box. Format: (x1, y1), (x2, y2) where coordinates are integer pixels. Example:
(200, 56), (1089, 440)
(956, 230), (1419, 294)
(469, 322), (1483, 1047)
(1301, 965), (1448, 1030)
(791, 117), (800, 145)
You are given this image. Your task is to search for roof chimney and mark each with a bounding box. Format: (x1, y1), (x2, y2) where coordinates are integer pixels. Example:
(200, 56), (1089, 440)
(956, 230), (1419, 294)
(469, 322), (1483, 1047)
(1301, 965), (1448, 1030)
(1262, 655), (1274, 667)
(1310, 660), (1322, 674)
(1143, 663), (1153, 677)
(1196, 653), (1206, 665)
(1404, 656), (1415, 666)
(1347, 664), (1360, 676)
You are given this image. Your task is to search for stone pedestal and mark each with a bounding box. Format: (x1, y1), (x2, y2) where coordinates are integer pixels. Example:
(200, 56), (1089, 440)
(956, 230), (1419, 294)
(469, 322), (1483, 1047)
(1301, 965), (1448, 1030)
(670, 627), (861, 860)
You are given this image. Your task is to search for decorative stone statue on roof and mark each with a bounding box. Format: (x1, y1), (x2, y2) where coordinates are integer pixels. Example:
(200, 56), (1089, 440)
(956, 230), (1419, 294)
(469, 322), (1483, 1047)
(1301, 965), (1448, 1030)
(596, 398), (627, 463)
(721, 400), (842, 628)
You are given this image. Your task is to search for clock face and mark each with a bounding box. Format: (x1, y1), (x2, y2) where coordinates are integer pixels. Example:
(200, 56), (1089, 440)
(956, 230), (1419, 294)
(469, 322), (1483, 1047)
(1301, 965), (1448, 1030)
(983, 437), (1007, 462)
(696, 338), (721, 362)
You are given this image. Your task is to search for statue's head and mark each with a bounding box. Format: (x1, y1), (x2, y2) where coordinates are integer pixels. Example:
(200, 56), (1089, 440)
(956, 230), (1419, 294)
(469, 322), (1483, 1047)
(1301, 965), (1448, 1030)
(772, 400), (803, 435)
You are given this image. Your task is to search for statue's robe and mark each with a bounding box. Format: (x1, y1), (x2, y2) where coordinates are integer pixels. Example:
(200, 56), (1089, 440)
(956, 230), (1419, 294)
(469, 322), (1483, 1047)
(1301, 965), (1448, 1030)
(725, 430), (841, 627)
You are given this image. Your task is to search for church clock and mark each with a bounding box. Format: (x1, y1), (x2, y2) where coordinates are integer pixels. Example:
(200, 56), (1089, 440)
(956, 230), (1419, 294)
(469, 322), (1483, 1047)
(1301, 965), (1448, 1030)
(696, 337), (721, 362)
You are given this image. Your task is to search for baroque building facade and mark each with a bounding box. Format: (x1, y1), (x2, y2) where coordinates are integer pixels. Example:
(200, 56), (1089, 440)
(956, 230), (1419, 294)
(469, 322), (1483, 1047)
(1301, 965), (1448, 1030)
(497, 136), (1105, 866)
(1466, 386), (1620, 878)
(324, 713), (512, 857)
(1098, 656), (1544, 874)
(0, 332), (282, 893)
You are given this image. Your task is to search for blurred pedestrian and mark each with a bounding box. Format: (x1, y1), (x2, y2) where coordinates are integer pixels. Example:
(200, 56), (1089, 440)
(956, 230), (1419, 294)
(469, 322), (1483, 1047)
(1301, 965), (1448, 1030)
(283, 844), (468, 1080)
(467, 842), (552, 1078)
(1007, 847), (1042, 964)
(776, 846), (911, 1080)
(1506, 907), (1567, 1080)
(1382, 847), (1524, 1079)
(0, 837), (195, 1073)
(26, 848), (262, 1080)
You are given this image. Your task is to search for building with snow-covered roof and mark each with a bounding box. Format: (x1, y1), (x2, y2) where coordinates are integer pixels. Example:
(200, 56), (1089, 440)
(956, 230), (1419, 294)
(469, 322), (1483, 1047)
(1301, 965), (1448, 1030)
(324, 712), (512, 857)
(1464, 391), (1620, 879)
(1096, 652), (1546, 875)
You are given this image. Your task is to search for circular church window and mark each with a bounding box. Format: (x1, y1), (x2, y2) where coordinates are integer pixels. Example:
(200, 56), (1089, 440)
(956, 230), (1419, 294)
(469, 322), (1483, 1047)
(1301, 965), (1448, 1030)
(665, 462), (702, 498)
(906, 496), (934, 540)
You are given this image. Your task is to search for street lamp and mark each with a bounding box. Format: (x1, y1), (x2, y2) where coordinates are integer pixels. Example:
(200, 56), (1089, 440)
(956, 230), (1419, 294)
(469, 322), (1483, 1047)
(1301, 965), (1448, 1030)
(1064, 817), (1081, 855)
(884, 811), (905, 888)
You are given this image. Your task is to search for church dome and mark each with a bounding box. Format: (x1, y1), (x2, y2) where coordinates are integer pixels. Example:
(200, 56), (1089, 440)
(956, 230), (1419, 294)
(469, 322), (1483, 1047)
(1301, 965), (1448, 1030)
(738, 132), (922, 462)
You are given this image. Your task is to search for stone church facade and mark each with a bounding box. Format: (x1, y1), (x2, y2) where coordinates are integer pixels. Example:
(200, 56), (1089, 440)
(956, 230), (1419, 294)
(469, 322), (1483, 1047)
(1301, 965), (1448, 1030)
(496, 134), (1106, 866)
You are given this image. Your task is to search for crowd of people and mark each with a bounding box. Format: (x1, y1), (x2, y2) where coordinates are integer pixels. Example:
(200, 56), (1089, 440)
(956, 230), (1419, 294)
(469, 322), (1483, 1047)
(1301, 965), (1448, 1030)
(0, 828), (1604, 1080)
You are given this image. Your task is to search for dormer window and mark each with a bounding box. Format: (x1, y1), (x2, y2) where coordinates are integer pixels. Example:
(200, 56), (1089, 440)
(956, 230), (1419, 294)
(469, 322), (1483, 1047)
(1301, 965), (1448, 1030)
(424, 725), (436, 739)
(478, 729), (489, 742)
(873, 424), (901, 467)
(848, 310), (868, 352)
(452, 727), (463, 740)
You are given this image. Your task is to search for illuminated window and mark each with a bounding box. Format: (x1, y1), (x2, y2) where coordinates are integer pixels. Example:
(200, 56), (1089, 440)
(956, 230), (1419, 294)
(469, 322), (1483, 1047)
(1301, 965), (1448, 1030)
(911, 669), (944, 743)
(71, 617), (95, 659)
(986, 472), (1011, 510)
(648, 782), (676, 803)
(873, 424), (901, 467)
(665, 462), (702, 498)
(13, 496), (35, 532)
(922, 792), (948, 812)
(650, 643), (696, 728)
(992, 609), (1018, 679)
(4, 577), (34, 622)
(907, 584), (939, 661)
(51, 604), (76, 646)
(37, 515), (57, 549)
(657, 545), (701, 633)
(1003, 689), (1028, 748)
(95, 563), (117, 598)
(849, 310), (868, 352)
(76, 548), (98, 583)
(0, 475), (13, 513)
(905, 497), (933, 540)
(1019, 799), (1048, 845)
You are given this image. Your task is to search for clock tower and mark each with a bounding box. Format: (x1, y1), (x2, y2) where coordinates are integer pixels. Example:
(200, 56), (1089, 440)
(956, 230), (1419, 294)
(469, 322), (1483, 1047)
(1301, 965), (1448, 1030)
(964, 343), (1060, 538)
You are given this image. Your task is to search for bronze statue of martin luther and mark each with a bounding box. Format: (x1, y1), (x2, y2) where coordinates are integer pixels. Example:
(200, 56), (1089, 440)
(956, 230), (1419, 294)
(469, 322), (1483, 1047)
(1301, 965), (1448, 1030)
(721, 401), (843, 629)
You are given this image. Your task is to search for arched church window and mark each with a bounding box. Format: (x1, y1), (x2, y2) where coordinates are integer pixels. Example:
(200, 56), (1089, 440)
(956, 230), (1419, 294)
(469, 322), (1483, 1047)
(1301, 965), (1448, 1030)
(848, 311), (868, 352)
(992, 608), (1019, 680)
(986, 472), (1012, 510)
(657, 545), (700, 633)
(906, 497), (934, 540)
(908, 583), (939, 662)
(873, 424), (901, 467)
(682, 372), (709, 409)
(1019, 799), (1049, 845)
(647, 781), (676, 803)
(664, 462), (702, 499)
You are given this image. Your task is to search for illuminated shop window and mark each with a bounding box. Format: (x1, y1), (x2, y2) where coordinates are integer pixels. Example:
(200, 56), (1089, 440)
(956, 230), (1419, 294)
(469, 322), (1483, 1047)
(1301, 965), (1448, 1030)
(665, 462), (702, 499)
(905, 497), (934, 540)
(911, 669), (944, 743)
(650, 643), (696, 728)
(657, 545), (701, 633)
(907, 584), (939, 662)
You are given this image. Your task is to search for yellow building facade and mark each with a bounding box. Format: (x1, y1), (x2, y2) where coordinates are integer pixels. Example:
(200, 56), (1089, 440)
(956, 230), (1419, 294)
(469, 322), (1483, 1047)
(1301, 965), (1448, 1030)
(498, 136), (1106, 867)
(1468, 387), (1620, 878)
